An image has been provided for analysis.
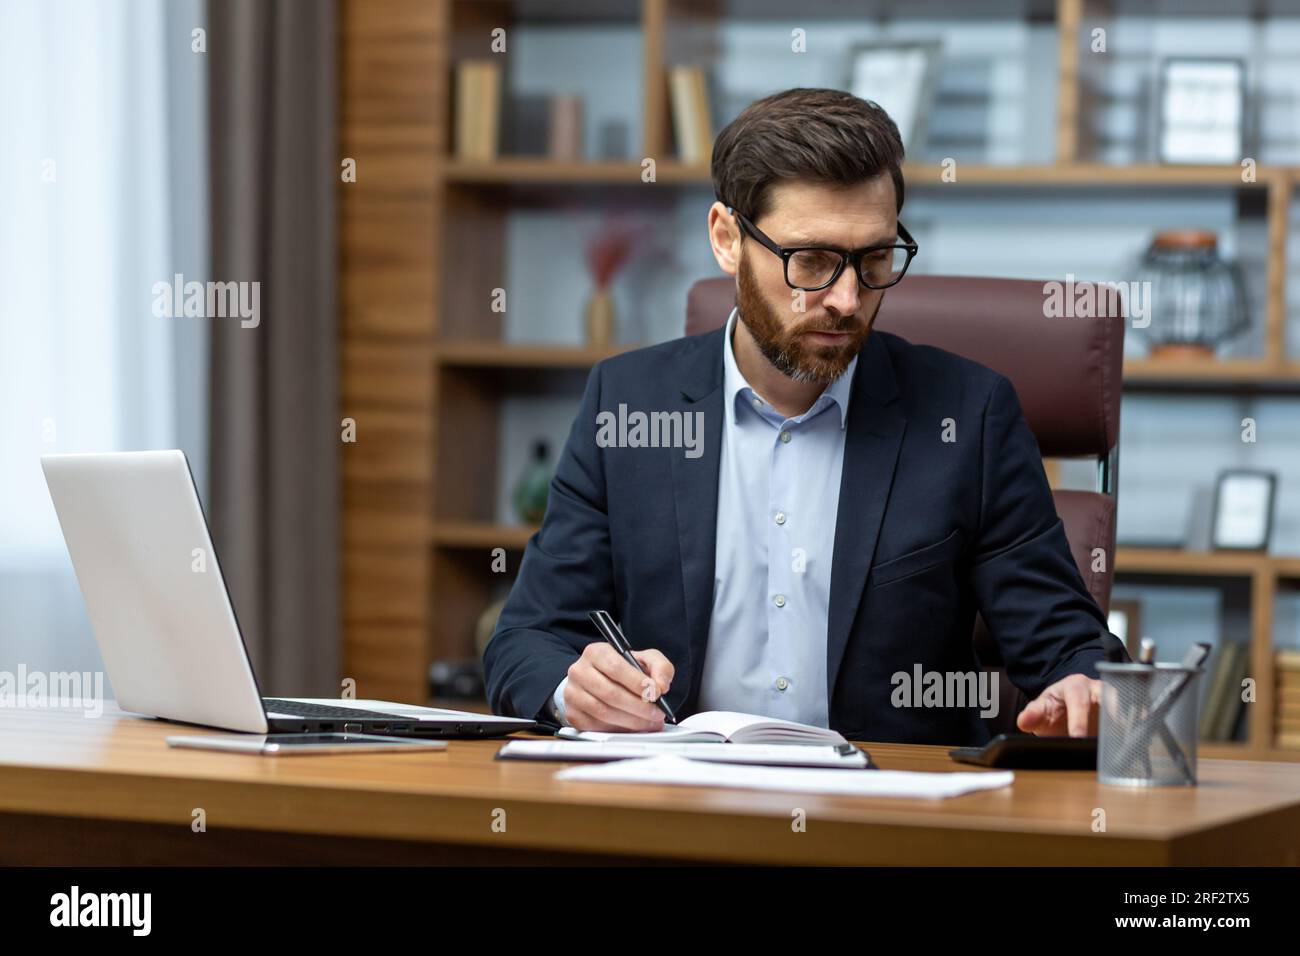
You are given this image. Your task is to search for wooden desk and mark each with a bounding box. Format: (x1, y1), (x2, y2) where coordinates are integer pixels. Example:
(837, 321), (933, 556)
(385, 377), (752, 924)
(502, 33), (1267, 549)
(2, 706), (1298, 865)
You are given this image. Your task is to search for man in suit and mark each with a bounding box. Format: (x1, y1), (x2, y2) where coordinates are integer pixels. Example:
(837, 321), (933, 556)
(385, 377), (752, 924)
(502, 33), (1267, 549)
(484, 87), (1124, 745)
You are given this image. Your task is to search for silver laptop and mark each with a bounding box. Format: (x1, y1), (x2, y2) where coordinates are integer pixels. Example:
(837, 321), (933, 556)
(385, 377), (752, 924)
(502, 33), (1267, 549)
(41, 450), (535, 738)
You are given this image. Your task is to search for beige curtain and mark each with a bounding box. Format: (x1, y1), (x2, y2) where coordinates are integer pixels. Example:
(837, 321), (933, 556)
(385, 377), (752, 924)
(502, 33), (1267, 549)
(206, 0), (339, 696)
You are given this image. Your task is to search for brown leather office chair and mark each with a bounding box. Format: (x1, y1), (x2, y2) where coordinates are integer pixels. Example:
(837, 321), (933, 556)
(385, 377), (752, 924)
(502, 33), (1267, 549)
(685, 274), (1125, 735)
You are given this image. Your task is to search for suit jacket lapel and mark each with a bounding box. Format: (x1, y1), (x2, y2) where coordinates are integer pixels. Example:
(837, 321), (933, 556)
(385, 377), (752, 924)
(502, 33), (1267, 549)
(826, 330), (906, 705)
(669, 329), (725, 713)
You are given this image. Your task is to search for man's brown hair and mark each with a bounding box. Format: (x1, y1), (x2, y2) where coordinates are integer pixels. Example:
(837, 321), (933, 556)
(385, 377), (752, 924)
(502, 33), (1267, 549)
(710, 87), (905, 223)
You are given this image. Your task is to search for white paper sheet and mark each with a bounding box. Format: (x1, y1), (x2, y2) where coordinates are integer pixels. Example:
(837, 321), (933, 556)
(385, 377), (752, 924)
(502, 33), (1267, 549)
(555, 753), (1014, 799)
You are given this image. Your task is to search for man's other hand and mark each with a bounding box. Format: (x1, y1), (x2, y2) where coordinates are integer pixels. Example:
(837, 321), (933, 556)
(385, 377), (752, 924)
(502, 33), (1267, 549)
(1017, 673), (1100, 737)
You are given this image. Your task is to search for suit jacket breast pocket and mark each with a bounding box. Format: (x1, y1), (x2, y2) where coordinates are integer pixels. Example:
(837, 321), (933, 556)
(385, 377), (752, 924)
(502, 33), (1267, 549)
(871, 528), (963, 587)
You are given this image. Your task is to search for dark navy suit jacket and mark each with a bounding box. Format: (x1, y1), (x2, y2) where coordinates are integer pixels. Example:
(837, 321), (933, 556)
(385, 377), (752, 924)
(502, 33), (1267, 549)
(484, 326), (1121, 745)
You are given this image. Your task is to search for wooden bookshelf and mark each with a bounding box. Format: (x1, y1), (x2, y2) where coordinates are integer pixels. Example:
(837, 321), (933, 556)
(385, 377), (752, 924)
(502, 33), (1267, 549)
(440, 153), (1300, 380)
(436, 342), (632, 367)
(431, 520), (535, 550)
(339, 0), (1300, 758)
(1113, 548), (1300, 759)
(444, 156), (1292, 189)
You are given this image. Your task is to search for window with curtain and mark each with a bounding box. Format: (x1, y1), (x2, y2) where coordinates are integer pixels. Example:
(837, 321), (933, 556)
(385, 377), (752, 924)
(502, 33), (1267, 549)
(0, 0), (209, 684)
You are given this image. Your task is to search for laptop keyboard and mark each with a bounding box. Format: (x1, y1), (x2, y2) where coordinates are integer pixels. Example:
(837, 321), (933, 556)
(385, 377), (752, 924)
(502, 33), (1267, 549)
(262, 698), (404, 720)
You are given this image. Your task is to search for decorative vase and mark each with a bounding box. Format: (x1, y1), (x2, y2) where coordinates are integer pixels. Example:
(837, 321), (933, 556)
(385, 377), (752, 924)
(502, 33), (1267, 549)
(585, 287), (615, 348)
(512, 440), (552, 525)
(474, 597), (508, 659)
(1134, 230), (1249, 358)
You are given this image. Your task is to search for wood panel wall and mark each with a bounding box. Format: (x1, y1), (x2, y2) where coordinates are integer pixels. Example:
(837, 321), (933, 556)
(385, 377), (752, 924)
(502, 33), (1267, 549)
(338, 0), (447, 702)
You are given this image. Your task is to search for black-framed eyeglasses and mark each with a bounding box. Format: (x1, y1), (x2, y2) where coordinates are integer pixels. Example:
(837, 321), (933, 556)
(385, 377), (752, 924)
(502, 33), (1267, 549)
(729, 207), (918, 292)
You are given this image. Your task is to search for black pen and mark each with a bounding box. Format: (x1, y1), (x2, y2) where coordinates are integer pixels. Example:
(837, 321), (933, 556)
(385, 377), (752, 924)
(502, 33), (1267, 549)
(588, 610), (677, 725)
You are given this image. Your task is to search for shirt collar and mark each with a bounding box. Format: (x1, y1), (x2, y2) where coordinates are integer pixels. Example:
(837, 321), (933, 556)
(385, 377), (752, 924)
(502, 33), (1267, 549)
(722, 306), (857, 429)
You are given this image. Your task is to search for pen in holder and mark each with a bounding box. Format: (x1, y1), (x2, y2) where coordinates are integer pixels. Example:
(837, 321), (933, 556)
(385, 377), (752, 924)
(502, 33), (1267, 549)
(1096, 644), (1209, 787)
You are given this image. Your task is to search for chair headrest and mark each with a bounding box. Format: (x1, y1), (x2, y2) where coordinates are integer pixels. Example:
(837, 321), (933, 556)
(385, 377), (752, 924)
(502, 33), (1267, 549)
(685, 274), (1124, 457)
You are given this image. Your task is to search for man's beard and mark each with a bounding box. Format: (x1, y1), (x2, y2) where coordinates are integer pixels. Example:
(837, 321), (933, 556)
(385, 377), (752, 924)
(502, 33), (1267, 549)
(736, 251), (879, 385)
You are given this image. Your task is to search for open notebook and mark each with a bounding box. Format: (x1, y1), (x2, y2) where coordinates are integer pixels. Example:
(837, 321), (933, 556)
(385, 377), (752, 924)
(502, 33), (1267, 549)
(556, 710), (847, 746)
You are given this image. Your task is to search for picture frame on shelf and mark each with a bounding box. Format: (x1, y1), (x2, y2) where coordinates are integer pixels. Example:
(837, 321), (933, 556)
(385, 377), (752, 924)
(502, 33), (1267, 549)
(845, 40), (942, 157)
(1156, 57), (1246, 165)
(1210, 469), (1276, 552)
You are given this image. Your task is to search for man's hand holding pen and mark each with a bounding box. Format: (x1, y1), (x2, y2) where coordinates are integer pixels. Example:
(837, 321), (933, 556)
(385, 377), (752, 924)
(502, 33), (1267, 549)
(563, 641), (675, 733)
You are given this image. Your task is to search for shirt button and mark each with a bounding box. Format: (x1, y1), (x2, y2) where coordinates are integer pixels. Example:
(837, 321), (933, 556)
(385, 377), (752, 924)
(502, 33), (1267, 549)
(751, 397), (763, 408)
(774, 511), (786, 525)
(775, 677), (790, 691)
(779, 430), (792, 443)
(773, 594), (786, 608)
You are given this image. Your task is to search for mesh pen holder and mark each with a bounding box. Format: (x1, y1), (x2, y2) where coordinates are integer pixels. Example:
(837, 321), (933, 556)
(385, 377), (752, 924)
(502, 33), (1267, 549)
(1096, 662), (1204, 787)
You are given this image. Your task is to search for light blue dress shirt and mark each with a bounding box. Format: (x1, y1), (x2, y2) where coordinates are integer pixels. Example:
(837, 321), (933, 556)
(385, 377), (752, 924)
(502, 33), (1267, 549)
(548, 307), (856, 727)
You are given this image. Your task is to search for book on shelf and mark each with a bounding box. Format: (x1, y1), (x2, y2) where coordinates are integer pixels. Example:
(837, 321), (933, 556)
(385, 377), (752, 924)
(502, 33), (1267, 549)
(1215, 642), (1251, 741)
(1200, 641), (1233, 740)
(455, 59), (502, 161)
(668, 65), (713, 165)
(1277, 698), (1300, 719)
(1275, 648), (1300, 743)
(547, 93), (583, 161)
(1200, 641), (1249, 742)
(503, 93), (550, 155)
